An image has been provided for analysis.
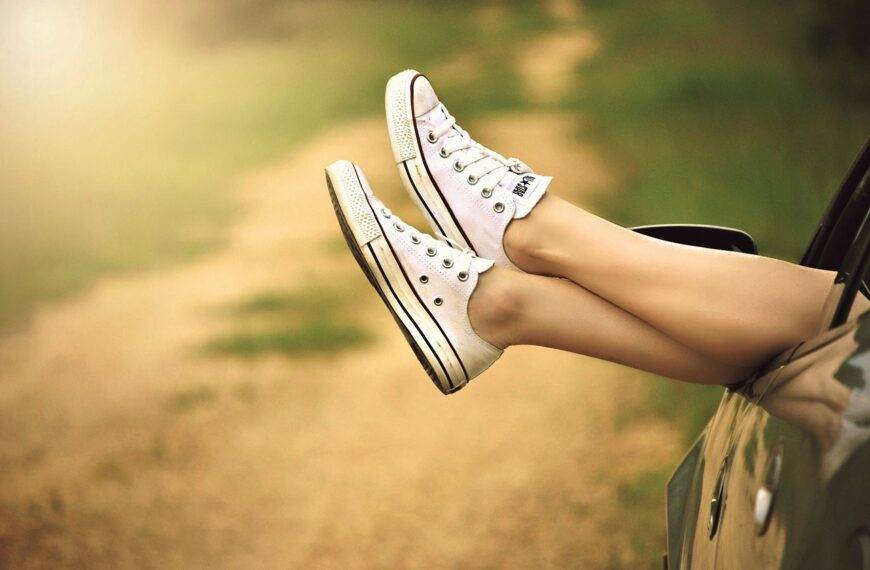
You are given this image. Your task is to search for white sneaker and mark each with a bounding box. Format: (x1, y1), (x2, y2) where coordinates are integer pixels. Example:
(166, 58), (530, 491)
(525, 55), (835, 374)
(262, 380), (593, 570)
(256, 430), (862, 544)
(325, 160), (502, 394)
(385, 69), (552, 269)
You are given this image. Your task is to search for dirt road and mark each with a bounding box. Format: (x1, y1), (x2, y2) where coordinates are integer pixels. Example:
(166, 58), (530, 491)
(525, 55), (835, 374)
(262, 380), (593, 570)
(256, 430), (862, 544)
(0, 9), (682, 568)
(0, 115), (679, 569)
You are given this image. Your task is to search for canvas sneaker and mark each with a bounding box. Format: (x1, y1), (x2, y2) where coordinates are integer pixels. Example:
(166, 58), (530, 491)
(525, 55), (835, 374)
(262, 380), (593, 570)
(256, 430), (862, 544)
(325, 159), (502, 394)
(385, 69), (552, 269)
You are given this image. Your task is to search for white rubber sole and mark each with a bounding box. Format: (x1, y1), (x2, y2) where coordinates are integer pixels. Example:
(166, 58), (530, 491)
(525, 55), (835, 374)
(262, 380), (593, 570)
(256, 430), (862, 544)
(385, 70), (474, 251)
(324, 160), (469, 394)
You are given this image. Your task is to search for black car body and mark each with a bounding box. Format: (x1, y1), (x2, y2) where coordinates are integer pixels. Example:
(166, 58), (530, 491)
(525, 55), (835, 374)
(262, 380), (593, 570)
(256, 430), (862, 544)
(656, 140), (870, 569)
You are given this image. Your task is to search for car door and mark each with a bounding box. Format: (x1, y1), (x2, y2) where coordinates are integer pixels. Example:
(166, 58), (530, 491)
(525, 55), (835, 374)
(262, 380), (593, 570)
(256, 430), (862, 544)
(712, 148), (870, 568)
(714, 319), (868, 569)
(671, 385), (760, 568)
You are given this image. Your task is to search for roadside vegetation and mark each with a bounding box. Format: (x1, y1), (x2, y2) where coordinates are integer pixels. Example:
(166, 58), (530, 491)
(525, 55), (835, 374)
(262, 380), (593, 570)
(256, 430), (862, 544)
(579, 0), (868, 444)
(206, 286), (373, 358)
(577, 0), (868, 560)
(0, 0), (546, 330)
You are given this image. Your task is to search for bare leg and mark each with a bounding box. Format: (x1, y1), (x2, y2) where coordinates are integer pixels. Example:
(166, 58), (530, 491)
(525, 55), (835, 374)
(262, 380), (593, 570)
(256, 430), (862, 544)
(503, 195), (834, 368)
(469, 267), (751, 385)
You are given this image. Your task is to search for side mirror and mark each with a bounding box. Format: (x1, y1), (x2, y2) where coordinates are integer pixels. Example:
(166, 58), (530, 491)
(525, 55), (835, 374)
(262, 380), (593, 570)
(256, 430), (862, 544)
(631, 224), (758, 255)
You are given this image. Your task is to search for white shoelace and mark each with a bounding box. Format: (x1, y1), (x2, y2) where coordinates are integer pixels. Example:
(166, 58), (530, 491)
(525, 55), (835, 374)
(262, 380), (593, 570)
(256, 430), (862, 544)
(435, 232), (476, 276)
(430, 104), (532, 189)
(381, 205), (476, 279)
(416, 230), (475, 278)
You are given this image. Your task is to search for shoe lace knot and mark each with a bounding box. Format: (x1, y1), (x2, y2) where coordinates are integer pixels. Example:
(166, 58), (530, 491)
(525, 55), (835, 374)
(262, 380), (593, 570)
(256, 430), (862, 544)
(430, 104), (532, 193)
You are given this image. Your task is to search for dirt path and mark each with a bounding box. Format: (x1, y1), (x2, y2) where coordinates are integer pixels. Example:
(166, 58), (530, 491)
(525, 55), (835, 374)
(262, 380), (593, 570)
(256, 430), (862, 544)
(0, 10), (681, 569)
(0, 116), (676, 569)
(518, 0), (599, 105)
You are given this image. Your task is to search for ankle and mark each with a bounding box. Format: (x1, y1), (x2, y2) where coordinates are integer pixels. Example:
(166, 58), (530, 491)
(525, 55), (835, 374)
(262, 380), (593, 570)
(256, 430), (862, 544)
(468, 267), (528, 349)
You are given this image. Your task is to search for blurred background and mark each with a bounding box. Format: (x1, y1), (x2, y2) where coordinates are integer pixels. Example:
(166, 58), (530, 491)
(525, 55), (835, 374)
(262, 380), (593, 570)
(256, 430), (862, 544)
(0, 0), (867, 567)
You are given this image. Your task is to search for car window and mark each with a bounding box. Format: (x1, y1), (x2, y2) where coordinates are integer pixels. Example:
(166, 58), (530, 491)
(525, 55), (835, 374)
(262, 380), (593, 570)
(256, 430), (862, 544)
(827, 212), (870, 329)
(802, 140), (870, 270)
(800, 143), (869, 332)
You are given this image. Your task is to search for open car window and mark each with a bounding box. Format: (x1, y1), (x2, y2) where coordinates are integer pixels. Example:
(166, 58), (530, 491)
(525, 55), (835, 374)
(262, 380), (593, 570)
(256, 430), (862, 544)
(819, 162), (869, 330)
(801, 139), (870, 271)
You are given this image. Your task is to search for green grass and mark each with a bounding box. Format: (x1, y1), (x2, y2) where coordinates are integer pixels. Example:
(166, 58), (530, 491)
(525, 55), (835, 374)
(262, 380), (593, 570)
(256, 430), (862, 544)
(578, 0), (868, 260)
(206, 319), (371, 358)
(0, 0), (551, 330)
(226, 288), (345, 317)
(575, 0), (868, 561)
(615, 466), (673, 560)
(233, 381), (257, 404)
(577, 0), (869, 446)
(206, 285), (373, 358)
(165, 385), (218, 413)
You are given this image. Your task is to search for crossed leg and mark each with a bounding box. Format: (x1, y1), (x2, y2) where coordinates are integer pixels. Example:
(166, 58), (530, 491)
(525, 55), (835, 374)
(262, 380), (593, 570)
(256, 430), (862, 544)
(467, 193), (834, 383)
(469, 266), (751, 384)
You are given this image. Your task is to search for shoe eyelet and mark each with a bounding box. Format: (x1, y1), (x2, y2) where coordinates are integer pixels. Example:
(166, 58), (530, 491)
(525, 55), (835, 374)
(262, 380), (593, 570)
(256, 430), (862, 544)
(481, 188), (493, 198)
(453, 161), (464, 172)
(426, 247), (437, 257)
(419, 275), (429, 284)
(411, 234), (421, 244)
(467, 174), (478, 185)
(381, 208), (391, 218)
(457, 271), (468, 282)
(433, 297), (443, 306)
(393, 222), (405, 232)
(493, 202), (505, 213)
(439, 147), (449, 158)
(427, 131), (437, 143)
(442, 258), (454, 269)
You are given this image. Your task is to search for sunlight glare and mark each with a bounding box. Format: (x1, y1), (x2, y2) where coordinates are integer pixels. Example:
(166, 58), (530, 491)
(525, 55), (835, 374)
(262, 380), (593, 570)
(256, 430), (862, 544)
(1, 1), (92, 93)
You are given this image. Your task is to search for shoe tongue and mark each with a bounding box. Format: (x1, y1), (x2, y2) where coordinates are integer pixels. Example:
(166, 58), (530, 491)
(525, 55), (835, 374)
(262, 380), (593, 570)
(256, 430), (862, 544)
(470, 257), (495, 274)
(501, 172), (552, 219)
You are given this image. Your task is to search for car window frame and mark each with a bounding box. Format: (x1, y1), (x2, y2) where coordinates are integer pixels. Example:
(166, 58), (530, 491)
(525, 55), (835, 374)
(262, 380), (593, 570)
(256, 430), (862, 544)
(801, 138), (870, 271)
(806, 140), (870, 331)
(820, 183), (870, 329)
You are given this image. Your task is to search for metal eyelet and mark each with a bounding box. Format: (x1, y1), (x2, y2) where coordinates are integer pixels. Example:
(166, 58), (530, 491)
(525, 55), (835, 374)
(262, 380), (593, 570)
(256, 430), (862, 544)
(467, 174), (478, 185)
(419, 275), (429, 284)
(411, 234), (421, 244)
(457, 271), (468, 281)
(439, 147), (449, 158)
(493, 202), (505, 213)
(381, 208), (391, 218)
(433, 297), (443, 306)
(393, 222), (404, 232)
(481, 188), (493, 198)
(442, 258), (453, 269)
(427, 131), (437, 143)
(453, 161), (464, 172)
(426, 247), (437, 257)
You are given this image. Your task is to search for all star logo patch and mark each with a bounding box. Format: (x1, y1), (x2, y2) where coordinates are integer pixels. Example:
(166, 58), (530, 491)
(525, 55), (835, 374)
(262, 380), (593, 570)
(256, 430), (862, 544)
(513, 175), (536, 197)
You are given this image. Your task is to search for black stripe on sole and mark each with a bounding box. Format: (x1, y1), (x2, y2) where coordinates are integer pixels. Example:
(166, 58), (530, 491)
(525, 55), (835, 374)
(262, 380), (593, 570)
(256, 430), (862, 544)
(325, 171), (462, 395)
(407, 73), (476, 252)
(359, 167), (470, 384)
